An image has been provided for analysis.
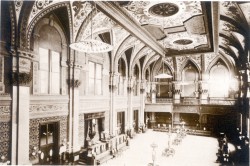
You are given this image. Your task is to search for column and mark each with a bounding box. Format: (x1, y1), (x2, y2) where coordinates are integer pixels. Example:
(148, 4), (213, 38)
(71, 63), (82, 159)
(173, 113), (180, 126)
(151, 82), (156, 103)
(140, 80), (146, 127)
(11, 50), (33, 165)
(173, 83), (181, 103)
(199, 81), (209, 103)
(127, 77), (133, 130)
(109, 73), (117, 136)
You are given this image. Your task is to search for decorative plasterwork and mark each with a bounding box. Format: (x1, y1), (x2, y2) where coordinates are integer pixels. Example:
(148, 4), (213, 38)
(116, 36), (137, 57)
(190, 54), (201, 70)
(164, 57), (174, 69)
(81, 11), (117, 40)
(0, 122), (10, 160)
(29, 116), (67, 160)
(14, 0), (23, 24)
(28, 0), (54, 24)
(71, 1), (92, 41)
(113, 26), (130, 49)
(0, 106), (11, 122)
(176, 56), (187, 71)
(26, 2), (72, 49)
(220, 2), (242, 22)
(163, 32), (207, 50)
(29, 104), (68, 113)
(204, 53), (217, 70)
(29, 104), (68, 118)
(124, 1), (202, 27)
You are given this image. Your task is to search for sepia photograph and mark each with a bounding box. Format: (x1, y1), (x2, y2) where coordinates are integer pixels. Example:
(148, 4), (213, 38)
(0, 0), (249, 165)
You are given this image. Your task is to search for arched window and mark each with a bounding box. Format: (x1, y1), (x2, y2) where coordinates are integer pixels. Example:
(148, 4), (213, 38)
(88, 61), (102, 95)
(209, 63), (229, 97)
(182, 64), (199, 97)
(36, 21), (63, 94)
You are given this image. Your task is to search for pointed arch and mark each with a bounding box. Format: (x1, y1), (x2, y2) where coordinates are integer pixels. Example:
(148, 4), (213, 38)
(179, 58), (201, 81)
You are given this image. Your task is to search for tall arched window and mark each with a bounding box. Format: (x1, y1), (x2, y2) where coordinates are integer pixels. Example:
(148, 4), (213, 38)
(36, 20), (63, 94)
(182, 63), (199, 97)
(209, 63), (229, 97)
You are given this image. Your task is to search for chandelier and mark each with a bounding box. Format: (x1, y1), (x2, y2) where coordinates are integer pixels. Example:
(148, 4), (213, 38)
(154, 57), (173, 79)
(154, 17), (172, 79)
(70, 2), (113, 53)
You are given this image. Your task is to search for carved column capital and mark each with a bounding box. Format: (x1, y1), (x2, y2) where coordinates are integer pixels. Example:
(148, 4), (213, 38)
(67, 79), (81, 88)
(140, 88), (145, 94)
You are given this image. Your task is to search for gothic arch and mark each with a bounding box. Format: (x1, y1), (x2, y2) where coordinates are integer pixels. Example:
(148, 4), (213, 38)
(26, 2), (71, 50)
(179, 59), (201, 81)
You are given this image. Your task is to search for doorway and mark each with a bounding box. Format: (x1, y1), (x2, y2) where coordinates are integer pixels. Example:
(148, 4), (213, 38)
(39, 122), (59, 165)
(117, 112), (125, 135)
(133, 110), (139, 132)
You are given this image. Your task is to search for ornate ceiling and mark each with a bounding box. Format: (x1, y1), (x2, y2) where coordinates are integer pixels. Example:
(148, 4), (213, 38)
(120, 1), (213, 55)
(7, 1), (250, 73)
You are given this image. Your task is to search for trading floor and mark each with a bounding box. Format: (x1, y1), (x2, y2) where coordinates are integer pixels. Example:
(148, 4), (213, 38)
(102, 130), (235, 166)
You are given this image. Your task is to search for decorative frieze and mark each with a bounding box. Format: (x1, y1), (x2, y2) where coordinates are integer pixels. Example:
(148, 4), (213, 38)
(29, 104), (68, 113)
(29, 104), (68, 119)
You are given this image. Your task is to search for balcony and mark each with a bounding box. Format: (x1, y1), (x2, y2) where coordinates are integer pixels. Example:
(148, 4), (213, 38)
(146, 97), (238, 106)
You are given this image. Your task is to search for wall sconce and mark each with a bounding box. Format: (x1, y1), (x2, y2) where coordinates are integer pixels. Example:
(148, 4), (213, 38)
(1, 155), (10, 165)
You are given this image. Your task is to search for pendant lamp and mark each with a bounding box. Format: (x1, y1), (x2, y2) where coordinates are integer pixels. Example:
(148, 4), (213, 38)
(154, 58), (173, 79)
(70, 2), (113, 53)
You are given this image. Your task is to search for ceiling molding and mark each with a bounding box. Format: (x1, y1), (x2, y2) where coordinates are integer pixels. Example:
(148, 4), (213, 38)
(95, 1), (165, 57)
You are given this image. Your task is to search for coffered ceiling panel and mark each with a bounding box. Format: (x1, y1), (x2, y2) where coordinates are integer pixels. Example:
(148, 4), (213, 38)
(121, 1), (213, 55)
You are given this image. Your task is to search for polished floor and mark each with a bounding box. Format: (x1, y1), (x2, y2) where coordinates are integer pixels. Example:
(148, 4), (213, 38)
(102, 130), (234, 166)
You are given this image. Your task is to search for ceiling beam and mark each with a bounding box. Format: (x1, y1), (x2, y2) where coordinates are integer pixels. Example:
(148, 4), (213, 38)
(95, 1), (165, 57)
(211, 2), (220, 54)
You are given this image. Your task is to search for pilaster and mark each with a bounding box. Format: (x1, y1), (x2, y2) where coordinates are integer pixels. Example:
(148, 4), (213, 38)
(140, 80), (146, 126)
(109, 73), (118, 136)
(127, 77), (133, 129)
(173, 82), (181, 103)
(11, 50), (33, 165)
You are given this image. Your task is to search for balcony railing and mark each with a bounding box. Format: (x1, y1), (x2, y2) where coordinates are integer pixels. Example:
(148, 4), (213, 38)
(146, 97), (237, 106)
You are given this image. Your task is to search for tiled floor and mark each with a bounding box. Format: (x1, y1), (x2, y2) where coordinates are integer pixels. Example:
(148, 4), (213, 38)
(102, 130), (226, 166)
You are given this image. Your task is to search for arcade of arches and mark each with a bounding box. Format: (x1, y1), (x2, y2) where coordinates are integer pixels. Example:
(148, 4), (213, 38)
(0, 1), (249, 165)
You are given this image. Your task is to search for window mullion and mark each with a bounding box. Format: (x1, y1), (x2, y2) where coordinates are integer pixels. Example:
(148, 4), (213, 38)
(95, 63), (96, 95)
(49, 50), (51, 94)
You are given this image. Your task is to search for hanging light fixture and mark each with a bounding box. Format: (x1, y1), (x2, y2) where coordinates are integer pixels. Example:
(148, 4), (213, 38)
(154, 57), (173, 79)
(154, 18), (172, 79)
(70, 2), (113, 53)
